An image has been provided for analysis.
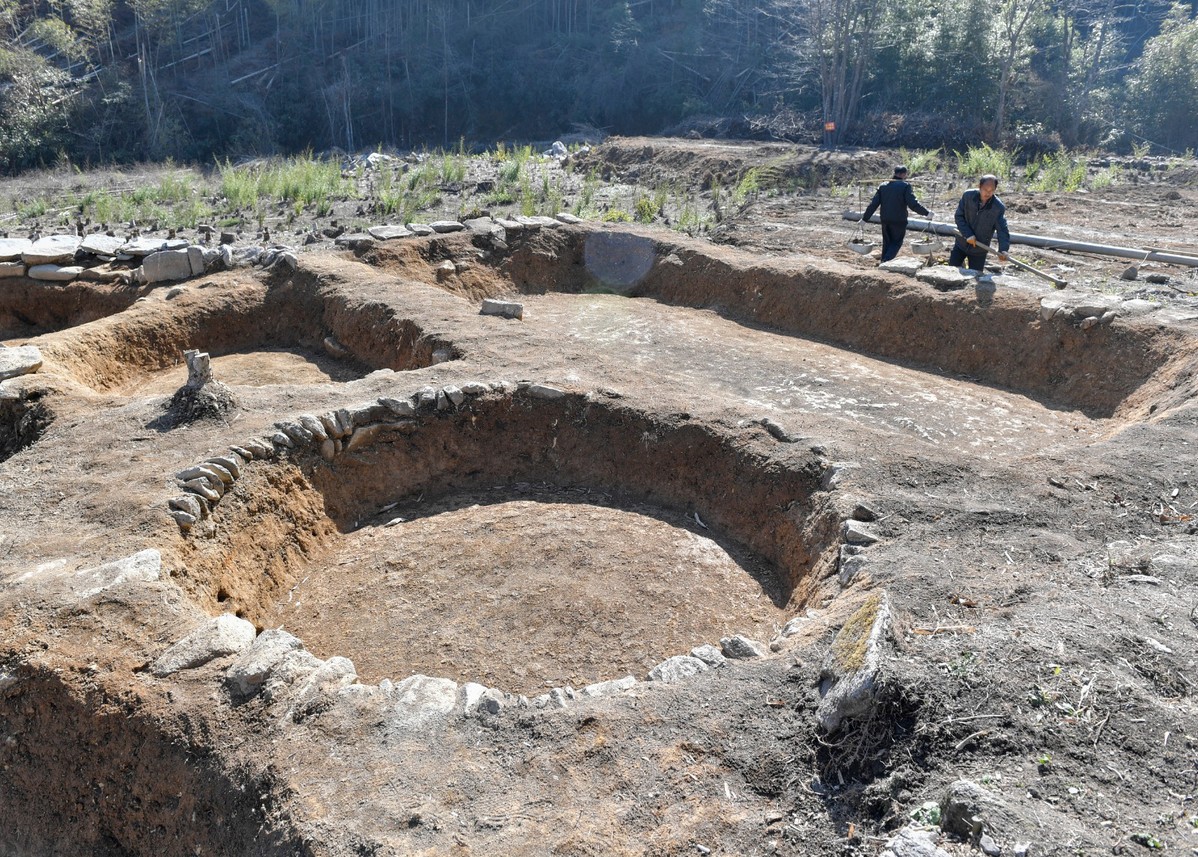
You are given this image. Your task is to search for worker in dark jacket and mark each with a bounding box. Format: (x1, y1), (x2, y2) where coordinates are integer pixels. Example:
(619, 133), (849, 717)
(951, 174), (1010, 271)
(860, 165), (930, 262)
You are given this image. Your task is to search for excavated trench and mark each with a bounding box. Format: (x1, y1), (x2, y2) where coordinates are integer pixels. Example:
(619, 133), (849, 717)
(0, 668), (307, 857)
(177, 390), (836, 695)
(361, 226), (1196, 420)
(6, 222), (1197, 856)
(30, 271), (459, 395)
(0, 278), (147, 342)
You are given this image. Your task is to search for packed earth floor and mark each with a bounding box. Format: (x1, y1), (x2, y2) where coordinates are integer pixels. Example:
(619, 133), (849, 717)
(0, 138), (1197, 856)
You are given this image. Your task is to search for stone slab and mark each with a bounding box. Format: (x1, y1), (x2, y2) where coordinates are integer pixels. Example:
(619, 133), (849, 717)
(0, 238), (31, 262)
(0, 345), (43, 381)
(27, 264), (83, 282)
(79, 234), (125, 256)
(23, 234), (80, 265)
(368, 225), (413, 240)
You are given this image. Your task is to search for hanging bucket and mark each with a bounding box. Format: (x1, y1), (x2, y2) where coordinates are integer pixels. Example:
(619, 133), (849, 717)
(911, 238), (943, 255)
(848, 238), (876, 255)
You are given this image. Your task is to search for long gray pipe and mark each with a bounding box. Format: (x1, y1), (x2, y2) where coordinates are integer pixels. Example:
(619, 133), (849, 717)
(843, 210), (1198, 268)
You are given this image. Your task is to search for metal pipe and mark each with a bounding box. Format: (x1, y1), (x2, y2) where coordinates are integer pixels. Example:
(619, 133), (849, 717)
(842, 210), (1198, 268)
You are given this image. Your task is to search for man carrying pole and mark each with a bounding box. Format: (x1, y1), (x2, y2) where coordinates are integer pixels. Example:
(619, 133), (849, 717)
(860, 165), (930, 262)
(951, 174), (1010, 272)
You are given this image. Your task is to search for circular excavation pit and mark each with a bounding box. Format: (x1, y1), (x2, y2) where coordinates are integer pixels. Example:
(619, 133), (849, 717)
(178, 388), (836, 696)
(26, 269), (460, 397)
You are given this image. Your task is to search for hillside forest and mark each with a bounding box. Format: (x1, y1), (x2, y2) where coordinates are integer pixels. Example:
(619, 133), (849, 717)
(0, 0), (1195, 174)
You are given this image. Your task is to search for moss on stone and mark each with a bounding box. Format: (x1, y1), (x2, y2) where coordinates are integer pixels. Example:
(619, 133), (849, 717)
(828, 591), (883, 674)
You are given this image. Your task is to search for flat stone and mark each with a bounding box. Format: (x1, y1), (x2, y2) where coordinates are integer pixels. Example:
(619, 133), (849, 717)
(648, 655), (709, 683)
(368, 225), (413, 240)
(578, 676), (637, 698)
(429, 220), (465, 233)
(69, 549), (162, 598)
(527, 383), (566, 399)
(480, 297), (524, 319)
(187, 245), (205, 276)
(843, 520), (880, 545)
(333, 233), (374, 249)
(79, 234), (124, 256)
(816, 591), (891, 732)
(27, 264), (83, 281)
(515, 215), (561, 228)
(0, 237), (31, 261)
(0, 261), (25, 277)
(23, 234), (81, 265)
(555, 212), (583, 224)
(463, 217), (502, 236)
(915, 266), (975, 291)
(720, 635), (768, 659)
(150, 614), (257, 677)
(1118, 298), (1159, 316)
(405, 223), (435, 236)
(120, 236), (188, 257)
(226, 628), (305, 698)
(878, 257), (924, 276)
(139, 248), (194, 283)
(0, 345), (43, 381)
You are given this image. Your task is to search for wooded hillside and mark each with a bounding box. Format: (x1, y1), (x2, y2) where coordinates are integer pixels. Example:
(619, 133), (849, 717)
(0, 0), (1194, 173)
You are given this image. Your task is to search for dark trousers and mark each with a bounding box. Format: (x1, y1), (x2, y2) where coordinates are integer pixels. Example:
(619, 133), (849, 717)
(880, 222), (906, 262)
(948, 243), (987, 271)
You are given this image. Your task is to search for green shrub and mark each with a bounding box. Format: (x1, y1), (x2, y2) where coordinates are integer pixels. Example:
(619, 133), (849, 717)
(954, 143), (1015, 181)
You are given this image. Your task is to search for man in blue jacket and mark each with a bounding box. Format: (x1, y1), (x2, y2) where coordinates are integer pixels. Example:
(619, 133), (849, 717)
(951, 174), (1010, 271)
(861, 165), (930, 262)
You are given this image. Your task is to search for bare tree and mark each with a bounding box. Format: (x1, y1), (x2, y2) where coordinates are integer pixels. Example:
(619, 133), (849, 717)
(788, 0), (884, 143)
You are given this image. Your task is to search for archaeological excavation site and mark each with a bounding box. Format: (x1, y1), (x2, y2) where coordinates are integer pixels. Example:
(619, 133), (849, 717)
(2, 203), (1198, 856)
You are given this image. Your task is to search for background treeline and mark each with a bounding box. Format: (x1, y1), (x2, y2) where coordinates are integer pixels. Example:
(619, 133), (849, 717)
(0, 0), (1195, 174)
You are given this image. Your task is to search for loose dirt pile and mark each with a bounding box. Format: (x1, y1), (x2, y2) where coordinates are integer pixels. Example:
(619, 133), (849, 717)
(1, 139), (1197, 857)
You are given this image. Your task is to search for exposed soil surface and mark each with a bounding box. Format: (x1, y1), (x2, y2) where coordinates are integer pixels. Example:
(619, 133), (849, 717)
(1, 138), (1197, 857)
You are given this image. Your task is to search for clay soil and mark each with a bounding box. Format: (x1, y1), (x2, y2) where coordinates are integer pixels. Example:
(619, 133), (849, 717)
(1, 138), (1197, 857)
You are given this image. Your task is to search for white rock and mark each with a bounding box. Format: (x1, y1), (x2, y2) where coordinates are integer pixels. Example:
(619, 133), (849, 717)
(150, 614), (257, 677)
(139, 248), (194, 284)
(878, 257), (924, 276)
(0, 345), (43, 381)
(720, 635), (768, 659)
(27, 264), (83, 281)
(23, 234), (81, 265)
(0, 237), (32, 261)
(0, 261), (25, 277)
(480, 297), (524, 319)
(429, 220), (465, 233)
(388, 674), (459, 729)
(843, 520), (880, 545)
(79, 234), (124, 256)
(690, 644), (727, 667)
(120, 236), (188, 257)
(527, 383), (566, 399)
(368, 225), (413, 240)
(578, 676), (637, 698)
(647, 655), (709, 683)
(225, 628), (305, 697)
(70, 549), (162, 598)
